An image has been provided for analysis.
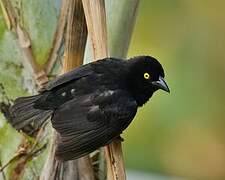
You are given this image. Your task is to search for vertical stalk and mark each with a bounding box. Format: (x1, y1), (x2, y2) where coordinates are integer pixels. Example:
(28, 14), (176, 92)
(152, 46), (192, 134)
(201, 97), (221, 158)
(82, 0), (126, 180)
(105, 1), (140, 180)
(82, 0), (109, 60)
(82, 0), (140, 179)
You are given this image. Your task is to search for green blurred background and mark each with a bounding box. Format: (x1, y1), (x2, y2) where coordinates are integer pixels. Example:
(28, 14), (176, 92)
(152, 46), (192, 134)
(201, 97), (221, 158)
(0, 0), (225, 179)
(124, 0), (225, 179)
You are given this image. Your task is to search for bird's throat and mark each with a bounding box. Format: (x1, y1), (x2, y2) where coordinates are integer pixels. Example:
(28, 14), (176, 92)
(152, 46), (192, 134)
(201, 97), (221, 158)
(133, 91), (153, 107)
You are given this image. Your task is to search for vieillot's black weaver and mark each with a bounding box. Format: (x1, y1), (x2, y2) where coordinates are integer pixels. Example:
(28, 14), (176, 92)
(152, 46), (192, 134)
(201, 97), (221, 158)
(9, 56), (169, 161)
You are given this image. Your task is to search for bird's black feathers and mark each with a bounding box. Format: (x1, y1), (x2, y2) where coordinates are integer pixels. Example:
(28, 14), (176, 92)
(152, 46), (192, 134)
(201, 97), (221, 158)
(44, 63), (93, 91)
(8, 56), (169, 160)
(9, 95), (52, 135)
(43, 58), (126, 92)
(53, 90), (137, 160)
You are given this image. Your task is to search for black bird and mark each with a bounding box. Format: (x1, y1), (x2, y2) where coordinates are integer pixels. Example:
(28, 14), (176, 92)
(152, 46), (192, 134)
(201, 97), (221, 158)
(9, 56), (169, 161)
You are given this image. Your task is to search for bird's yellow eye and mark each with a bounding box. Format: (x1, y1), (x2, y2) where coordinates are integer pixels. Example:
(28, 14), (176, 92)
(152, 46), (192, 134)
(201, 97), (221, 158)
(144, 72), (150, 79)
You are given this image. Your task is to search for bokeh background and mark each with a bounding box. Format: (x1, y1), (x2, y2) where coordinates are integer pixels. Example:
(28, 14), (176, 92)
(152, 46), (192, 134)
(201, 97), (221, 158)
(124, 0), (225, 179)
(0, 0), (225, 179)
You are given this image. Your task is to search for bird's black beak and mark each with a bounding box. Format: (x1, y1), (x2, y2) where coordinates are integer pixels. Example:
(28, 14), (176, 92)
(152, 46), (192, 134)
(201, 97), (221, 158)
(152, 76), (170, 93)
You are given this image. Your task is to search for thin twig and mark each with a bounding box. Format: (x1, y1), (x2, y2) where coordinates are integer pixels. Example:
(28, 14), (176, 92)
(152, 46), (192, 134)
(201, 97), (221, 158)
(44, 0), (70, 74)
(0, 148), (27, 172)
(0, 142), (47, 173)
(0, 131), (48, 172)
(0, 158), (7, 180)
(0, 0), (17, 30)
(9, 143), (47, 180)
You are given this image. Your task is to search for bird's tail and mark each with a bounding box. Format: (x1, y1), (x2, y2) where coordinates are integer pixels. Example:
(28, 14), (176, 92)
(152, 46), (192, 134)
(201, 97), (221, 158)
(9, 95), (52, 135)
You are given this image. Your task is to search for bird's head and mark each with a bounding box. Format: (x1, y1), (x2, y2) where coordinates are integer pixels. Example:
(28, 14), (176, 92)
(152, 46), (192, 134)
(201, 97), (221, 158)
(127, 56), (170, 106)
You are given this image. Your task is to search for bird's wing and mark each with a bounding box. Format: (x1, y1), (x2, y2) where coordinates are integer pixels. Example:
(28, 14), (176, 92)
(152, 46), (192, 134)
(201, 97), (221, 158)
(44, 58), (125, 91)
(51, 89), (137, 160)
(44, 63), (93, 91)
